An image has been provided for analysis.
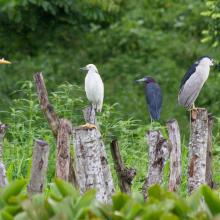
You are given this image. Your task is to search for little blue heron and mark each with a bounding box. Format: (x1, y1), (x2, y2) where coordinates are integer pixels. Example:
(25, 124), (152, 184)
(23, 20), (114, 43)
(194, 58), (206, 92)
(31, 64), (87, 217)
(136, 76), (162, 121)
(178, 56), (215, 110)
(80, 64), (104, 128)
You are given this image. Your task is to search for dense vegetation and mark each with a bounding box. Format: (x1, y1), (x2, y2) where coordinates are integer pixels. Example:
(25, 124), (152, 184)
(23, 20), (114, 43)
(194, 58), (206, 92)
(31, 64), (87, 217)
(1, 1), (220, 217)
(1, 179), (220, 220)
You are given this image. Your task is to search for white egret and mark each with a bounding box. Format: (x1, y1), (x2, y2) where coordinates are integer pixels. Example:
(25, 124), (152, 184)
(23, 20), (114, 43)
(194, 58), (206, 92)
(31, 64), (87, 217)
(80, 64), (104, 128)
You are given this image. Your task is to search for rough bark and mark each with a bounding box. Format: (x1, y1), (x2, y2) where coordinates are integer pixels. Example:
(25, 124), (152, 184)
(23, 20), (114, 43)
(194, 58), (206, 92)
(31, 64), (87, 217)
(166, 119), (181, 191)
(28, 140), (49, 195)
(34, 72), (77, 187)
(83, 105), (99, 128)
(142, 130), (170, 200)
(34, 72), (59, 137)
(188, 108), (209, 193)
(206, 113), (214, 188)
(110, 139), (136, 193)
(0, 124), (7, 187)
(56, 119), (72, 181)
(82, 106), (115, 202)
(68, 155), (79, 188)
(73, 127), (109, 202)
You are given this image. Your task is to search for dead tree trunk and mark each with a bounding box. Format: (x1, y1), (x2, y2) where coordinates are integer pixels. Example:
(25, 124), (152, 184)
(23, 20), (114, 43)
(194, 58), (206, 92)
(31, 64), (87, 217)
(28, 140), (49, 195)
(0, 124), (7, 187)
(110, 139), (136, 193)
(73, 106), (114, 203)
(73, 127), (108, 202)
(34, 72), (77, 186)
(166, 119), (181, 191)
(142, 130), (170, 200)
(206, 113), (214, 188)
(34, 72), (59, 137)
(56, 119), (72, 181)
(83, 106), (115, 202)
(188, 108), (209, 193)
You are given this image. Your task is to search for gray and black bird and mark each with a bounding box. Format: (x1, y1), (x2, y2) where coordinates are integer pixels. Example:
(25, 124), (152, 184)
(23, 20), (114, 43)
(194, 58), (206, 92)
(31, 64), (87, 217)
(178, 56), (214, 110)
(136, 76), (162, 121)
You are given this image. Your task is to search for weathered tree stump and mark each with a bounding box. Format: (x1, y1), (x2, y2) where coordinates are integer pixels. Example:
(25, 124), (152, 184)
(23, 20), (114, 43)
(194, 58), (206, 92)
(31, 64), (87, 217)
(73, 127), (108, 202)
(27, 139), (49, 195)
(0, 124), (7, 187)
(56, 119), (72, 181)
(110, 139), (136, 193)
(206, 113), (214, 188)
(34, 72), (77, 186)
(73, 106), (114, 203)
(167, 119), (181, 191)
(142, 130), (170, 200)
(188, 108), (210, 193)
(85, 106), (114, 201)
(34, 72), (60, 137)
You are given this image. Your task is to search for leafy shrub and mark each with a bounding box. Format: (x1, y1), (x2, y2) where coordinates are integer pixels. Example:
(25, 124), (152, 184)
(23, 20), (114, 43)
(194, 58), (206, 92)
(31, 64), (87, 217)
(1, 180), (220, 220)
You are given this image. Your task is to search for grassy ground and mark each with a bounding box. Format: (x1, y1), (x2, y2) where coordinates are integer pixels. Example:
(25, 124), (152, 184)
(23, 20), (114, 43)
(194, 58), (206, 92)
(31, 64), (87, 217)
(1, 80), (220, 196)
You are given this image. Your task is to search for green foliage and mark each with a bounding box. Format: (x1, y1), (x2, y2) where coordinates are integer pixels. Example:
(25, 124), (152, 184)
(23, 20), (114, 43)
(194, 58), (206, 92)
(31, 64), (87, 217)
(1, 180), (220, 219)
(201, 0), (220, 47)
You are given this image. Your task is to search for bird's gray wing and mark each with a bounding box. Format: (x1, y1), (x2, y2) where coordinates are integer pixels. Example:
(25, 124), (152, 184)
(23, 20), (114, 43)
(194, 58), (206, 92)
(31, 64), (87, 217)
(180, 62), (199, 90)
(178, 68), (204, 109)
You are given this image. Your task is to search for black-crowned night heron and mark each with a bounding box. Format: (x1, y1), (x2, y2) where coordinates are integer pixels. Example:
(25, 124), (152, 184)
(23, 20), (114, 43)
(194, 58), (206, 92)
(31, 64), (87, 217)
(178, 56), (214, 110)
(80, 64), (104, 128)
(0, 58), (11, 64)
(136, 76), (163, 121)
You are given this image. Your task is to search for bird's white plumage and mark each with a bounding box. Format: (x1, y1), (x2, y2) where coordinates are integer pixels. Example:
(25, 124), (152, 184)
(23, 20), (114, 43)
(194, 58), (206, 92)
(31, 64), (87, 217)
(178, 57), (212, 109)
(84, 64), (104, 112)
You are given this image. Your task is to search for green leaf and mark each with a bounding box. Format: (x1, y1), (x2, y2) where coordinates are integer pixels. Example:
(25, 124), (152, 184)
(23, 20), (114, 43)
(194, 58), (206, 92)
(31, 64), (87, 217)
(54, 179), (78, 198)
(148, 185), (163, 199)
(201, 185), (220, 216)
(2, 179), (26, 204)
(112, 193), (130, 211)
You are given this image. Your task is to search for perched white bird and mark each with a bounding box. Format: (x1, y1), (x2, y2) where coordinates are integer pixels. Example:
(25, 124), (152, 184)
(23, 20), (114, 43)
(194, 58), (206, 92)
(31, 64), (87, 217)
(81, 64), (104, 112)
(178, 56), (214, 110)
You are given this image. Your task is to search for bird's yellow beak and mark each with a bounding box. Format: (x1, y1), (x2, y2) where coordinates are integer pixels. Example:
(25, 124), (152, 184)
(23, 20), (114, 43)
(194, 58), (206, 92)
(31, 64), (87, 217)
(0, 58), (11, 64)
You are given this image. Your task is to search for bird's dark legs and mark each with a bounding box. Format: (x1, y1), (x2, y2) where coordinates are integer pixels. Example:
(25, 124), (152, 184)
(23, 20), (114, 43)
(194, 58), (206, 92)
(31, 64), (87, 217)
(150, 117), (153, 130)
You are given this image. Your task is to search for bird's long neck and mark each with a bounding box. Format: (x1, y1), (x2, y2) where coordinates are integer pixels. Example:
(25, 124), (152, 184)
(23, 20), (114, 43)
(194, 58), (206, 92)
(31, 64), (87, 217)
(88, 69), (99, 75)
(198, 63), (210, 74)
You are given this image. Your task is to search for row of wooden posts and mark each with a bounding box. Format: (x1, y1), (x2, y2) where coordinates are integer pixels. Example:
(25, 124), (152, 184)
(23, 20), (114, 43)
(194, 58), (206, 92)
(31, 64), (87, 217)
(0, 72), (214, 203)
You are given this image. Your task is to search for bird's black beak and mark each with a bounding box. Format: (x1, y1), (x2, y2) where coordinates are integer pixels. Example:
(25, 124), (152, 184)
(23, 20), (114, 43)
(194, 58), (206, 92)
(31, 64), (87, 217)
(80, 66), (88, 71)
(135, 78), (146, 83)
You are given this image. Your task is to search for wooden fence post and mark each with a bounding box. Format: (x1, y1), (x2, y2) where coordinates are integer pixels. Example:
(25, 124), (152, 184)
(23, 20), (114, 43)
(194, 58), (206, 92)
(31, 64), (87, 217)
(73, 106), (115, 203)
(84, 106), (115, 202)
(73, 127), (108, 202)
(206, 113), (214, 188)
(188, 108), (209, 193)
(110, 139), (136, 193)
(166, 119), (181, 191)
(0, 124), (7, 187)
(142, 130), (170, 200)
(56, 119), (72, 181)
(34, 72), (77, 187)
(28, 139), (49, 195)
(34, 73), (59, 137)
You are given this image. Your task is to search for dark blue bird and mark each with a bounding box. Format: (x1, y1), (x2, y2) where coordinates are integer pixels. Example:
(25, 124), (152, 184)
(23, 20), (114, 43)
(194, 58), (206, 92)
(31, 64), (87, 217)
(136, 76), (162, 121)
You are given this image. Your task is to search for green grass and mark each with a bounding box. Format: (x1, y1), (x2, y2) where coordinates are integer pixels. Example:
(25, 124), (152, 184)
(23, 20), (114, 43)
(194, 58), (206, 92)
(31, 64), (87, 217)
(1, 80), (220, 196)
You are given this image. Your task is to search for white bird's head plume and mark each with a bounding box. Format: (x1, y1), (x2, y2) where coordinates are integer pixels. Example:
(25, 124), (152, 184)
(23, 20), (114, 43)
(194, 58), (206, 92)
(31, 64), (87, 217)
(80, 64), (98, 73)
(198, 56), (215, 67)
